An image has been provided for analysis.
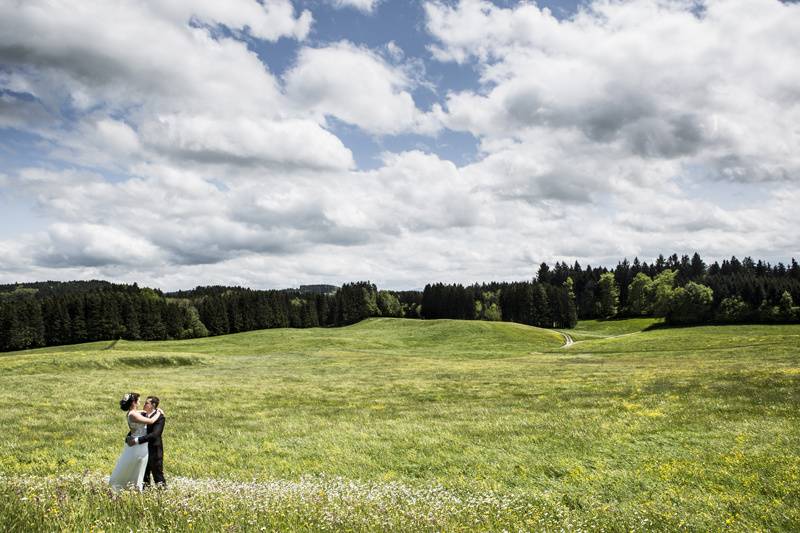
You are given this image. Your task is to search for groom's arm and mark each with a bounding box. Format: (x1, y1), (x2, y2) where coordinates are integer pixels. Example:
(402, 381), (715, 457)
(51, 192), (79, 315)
(134, 416), (165, 445)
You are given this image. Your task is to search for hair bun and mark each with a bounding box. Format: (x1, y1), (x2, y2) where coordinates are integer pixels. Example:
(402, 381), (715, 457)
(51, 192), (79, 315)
(119, 392), (137, 411)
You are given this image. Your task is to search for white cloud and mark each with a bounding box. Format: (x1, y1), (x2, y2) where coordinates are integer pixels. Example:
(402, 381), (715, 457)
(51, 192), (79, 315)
(285, 41), (437, 135)
(3, 149), (483, 274)
(0, 1), (290, 109)
(35, 223), (165, 268)
(154, 0), (313, 41)
(330, 0), (381, 13)
(385, 41), (405, 61)
(139, 115), (354, 170)
(3, 162), (798, 289)
(0, 0), (342, 174)
(427, 0), (800, 184)
(0, 0), (798, 290)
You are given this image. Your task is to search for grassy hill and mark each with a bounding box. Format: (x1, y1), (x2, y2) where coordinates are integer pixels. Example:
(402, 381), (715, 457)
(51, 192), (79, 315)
(1, 318), (798, 531)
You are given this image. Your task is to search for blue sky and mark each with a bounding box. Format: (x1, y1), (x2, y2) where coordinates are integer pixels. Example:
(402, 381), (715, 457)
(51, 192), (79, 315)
(0, 0), (798, 290)
(251, 0), (583, 168)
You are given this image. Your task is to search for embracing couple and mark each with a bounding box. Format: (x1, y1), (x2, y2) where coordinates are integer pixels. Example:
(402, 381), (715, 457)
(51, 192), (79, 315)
(109, 392), (167, 491)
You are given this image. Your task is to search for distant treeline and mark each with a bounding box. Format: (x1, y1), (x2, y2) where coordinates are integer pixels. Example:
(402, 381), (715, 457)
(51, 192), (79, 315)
(563, 253), (800, 324)
(180, 282), (411, 335)
(577, 254), (800, 322)
(0, 281), (208, 352)
(419, 254), (800, 327)
(1, 253), (799, 352)
(0, 281), (410, 351)
(421, 280), (578, 328)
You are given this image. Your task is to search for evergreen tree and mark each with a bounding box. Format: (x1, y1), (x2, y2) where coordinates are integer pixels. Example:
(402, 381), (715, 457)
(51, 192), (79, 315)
(68, 298), (88, 343)
(537, 262), (551, 284)
(615, 259), (631, 311)
(688, 253), (705, 280)
(9, 298), (45, 350)
(531, 283), (551, 327)
(123, 296), (141, 340)
(577, 278), (596, 319)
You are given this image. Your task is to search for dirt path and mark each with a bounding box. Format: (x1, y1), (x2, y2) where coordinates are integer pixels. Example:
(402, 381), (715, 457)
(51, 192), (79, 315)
(559, 331), (574, 348)
(551, 329), (649, 352)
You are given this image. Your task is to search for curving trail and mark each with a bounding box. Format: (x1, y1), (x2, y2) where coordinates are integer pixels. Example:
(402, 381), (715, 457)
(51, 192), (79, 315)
(559, 331), (574, 348)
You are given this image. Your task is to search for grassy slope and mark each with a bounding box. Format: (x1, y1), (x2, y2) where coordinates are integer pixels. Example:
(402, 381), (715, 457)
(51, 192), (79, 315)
(562, 317), (662, 341)
(1, 318), (799, 530)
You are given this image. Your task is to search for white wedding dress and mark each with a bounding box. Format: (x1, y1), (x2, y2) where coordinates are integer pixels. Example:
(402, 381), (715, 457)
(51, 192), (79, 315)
(109, 413), (149, 491)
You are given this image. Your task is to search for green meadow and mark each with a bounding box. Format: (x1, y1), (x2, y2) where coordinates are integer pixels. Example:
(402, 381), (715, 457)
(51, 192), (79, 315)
(1, 318), (798, 531)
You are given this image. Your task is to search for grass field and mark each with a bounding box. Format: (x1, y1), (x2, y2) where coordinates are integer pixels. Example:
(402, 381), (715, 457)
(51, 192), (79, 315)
(1, 318), (798, 531)
(562, 317), (663, 341)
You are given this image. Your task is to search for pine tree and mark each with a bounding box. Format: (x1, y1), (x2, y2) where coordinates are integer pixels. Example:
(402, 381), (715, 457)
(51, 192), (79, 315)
(537, 263), (551, 284)
(68, 298), (88, 343)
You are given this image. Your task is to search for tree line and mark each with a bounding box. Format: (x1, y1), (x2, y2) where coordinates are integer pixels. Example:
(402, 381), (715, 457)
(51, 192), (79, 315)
(185, 282), (407, 335)
(420, 279), (578, 328)
(1, 253), (798, 352)
(0, 281), (207, 352)
(556, 253), (800, 324)
(0, 281), (405, 351)
(412, 254), (799, 327)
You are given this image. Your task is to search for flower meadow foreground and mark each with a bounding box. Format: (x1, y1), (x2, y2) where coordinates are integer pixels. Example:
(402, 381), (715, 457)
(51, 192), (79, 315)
(0, 471), (783, 532)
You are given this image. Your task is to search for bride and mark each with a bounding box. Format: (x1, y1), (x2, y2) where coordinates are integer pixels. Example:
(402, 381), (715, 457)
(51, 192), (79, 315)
(109, 392), (162, 491)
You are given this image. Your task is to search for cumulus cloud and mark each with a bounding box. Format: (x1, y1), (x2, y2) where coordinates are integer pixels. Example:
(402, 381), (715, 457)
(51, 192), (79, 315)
(0, 1), (296, 107)
(0, 0), (798, 289)
(2, 155), (798, 288)
(139, 115), (354, 170)
(4, 147), (486, 274)
(331, 150), (483, 233)
(285, 41), (438, 135)
(427, 0), (800, 184)
(155, 0), (313, 41)
(0, 0), (350, 174)
(35, 223), (165, 268)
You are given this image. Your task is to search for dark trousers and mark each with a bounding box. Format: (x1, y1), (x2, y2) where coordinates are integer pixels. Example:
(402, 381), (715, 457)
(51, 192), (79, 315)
(144, 446), (165, 487)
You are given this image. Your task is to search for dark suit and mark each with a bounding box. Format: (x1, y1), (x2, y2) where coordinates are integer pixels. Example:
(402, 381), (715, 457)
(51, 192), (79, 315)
(131, 411), (166, 487)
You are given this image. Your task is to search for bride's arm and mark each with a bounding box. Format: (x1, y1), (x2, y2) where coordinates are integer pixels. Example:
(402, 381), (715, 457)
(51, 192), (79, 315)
(128, 410), (161, 424)
(134, 412), (165, 446)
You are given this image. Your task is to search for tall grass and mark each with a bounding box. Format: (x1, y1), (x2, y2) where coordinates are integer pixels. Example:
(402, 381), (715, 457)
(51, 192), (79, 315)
(2, 319), (798, 531)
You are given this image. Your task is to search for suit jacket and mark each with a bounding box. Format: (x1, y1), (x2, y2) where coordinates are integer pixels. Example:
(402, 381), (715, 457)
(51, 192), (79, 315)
(139, 411), (165, 449)
(127, 411), (165, 449)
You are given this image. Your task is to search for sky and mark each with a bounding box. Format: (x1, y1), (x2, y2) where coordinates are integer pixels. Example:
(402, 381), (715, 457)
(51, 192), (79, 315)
(0, 0), (798, 291)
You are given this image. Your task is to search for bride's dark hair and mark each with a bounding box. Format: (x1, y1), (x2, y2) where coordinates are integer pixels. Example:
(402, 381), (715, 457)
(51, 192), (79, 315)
(119, 392), (140, 411)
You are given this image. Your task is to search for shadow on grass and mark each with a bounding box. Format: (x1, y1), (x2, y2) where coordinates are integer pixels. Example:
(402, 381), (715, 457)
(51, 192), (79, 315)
(643, 320), (799, 332)
(13, 355), (207, 374)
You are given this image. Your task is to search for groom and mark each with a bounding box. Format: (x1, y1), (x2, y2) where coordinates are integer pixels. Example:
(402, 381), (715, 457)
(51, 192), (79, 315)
(126, 395), (166, 488)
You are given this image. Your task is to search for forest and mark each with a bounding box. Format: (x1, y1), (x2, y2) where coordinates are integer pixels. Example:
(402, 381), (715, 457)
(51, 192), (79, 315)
(1, 253), (798, 352)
